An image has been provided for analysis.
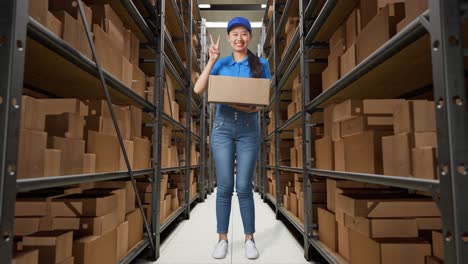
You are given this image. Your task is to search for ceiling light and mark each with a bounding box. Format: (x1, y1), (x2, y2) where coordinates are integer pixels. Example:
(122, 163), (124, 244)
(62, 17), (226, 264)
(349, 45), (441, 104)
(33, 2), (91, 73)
(261, 4), (267, 8)
(199, 4), (211, 8)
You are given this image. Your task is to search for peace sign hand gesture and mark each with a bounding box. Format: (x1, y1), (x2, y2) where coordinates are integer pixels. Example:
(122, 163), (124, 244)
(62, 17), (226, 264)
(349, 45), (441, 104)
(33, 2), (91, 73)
(209, 34), (220, 62)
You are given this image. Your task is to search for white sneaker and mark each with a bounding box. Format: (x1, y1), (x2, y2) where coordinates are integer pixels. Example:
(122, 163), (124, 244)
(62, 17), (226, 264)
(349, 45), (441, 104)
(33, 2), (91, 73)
(212, 240), (228, 259)
(245, 239), (259, 259)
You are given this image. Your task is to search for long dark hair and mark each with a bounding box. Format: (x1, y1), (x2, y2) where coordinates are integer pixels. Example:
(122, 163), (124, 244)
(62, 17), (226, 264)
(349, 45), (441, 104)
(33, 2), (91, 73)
(247, 49), (263, 78)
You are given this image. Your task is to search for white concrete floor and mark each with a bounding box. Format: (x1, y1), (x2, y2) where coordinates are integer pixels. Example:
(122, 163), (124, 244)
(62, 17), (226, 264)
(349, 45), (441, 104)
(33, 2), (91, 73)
(152, 189), (312, 264)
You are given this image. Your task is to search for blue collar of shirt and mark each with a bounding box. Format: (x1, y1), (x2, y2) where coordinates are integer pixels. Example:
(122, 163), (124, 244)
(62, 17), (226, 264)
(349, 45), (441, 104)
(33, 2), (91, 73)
(228, 53), (249, 66)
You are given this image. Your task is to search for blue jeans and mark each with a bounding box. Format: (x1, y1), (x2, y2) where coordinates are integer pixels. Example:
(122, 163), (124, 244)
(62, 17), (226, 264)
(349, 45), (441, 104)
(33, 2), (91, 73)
(211, 105), (260, 235)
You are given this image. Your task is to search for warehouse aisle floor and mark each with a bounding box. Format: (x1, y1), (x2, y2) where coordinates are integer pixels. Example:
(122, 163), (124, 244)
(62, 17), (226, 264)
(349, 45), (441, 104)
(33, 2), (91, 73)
(151, 189), (311, 264)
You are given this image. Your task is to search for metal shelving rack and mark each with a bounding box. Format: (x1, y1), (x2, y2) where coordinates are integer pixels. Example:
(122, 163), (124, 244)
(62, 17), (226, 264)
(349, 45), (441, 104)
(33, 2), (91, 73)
(258, 0), (468, 263)
(0, 0), (207, 263)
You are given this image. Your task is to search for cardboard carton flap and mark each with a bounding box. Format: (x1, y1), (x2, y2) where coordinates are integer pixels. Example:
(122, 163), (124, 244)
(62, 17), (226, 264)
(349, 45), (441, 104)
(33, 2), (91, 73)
(208, 75), (271, 106)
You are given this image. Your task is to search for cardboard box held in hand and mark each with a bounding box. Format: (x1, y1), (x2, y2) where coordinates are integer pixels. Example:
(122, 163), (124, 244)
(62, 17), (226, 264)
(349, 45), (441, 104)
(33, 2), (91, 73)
(208, 75), (271, 106)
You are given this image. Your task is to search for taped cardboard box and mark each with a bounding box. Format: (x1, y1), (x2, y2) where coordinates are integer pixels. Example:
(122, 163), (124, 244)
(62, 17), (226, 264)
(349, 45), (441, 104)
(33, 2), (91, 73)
(333, 99), (363, 122)
(45, 113), (85, 140)
(23, 230), (73, 264)
(51, 193), (118, 217)
(349, 229), (431, 264)
(340, 116), (392, 138)
(208, 75), (270, 106)
(318, 208), (338, 251)
(315, 136), (334, 170)
(126, 209), (143, 250)
(73, 229), (117, 264)
(87, 131), (134, 173)
(394, 100), (436, 134)
(344, 214), (419, 238)
(51, 210), (118, 236)
(335, 192), (440, 218)
(18, 129), (47, 179)
(39, 98), (88, 117)
(12, 249), (39, 264)
(52, 137), (85, 175)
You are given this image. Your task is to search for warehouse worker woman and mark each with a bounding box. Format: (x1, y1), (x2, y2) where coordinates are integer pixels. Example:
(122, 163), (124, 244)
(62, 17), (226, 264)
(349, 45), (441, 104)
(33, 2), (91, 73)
(194, 17), (271, 260)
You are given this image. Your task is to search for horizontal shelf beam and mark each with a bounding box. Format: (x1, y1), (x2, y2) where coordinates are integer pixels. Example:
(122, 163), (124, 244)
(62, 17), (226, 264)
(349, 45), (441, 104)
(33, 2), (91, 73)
(277, 49), (300, 90)
(277, 166), (303, 174)
(277, 111), (302, 132)
(118, 238), (150, 264)
(278, 206), (304, 234)
(17, 169), (153, 192)
(120, 0), (154, 42)
(160, 206), (185, 232)
(276, 27), (300, 75)
(308, 169), (439, 192)
(275, 0), (295, 37)
(305, 0), (336, 44)
(190, 193), (199, 205)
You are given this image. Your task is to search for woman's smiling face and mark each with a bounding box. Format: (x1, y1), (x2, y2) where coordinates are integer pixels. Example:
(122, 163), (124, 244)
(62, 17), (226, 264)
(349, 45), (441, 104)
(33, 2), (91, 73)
(227, 25), (251, 52)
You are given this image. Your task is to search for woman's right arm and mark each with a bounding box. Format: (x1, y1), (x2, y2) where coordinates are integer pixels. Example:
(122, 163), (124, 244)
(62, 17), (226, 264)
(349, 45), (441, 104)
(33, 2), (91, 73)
(194, 34), (220, 94)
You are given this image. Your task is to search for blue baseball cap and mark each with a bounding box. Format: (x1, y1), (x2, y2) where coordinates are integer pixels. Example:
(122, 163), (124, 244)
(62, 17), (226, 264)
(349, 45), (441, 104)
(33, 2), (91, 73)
(227, 17), (252, 33)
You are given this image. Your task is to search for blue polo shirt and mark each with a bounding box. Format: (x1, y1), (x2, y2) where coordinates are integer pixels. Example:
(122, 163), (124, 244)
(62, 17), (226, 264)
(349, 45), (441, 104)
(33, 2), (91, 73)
(210, 54), (272, 111)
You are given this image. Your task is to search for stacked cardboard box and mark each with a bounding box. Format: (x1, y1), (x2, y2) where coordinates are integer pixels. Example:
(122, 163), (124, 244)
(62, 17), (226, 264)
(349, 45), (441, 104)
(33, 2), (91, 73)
(282, 175), (326, 224)
(146, 73), (180, 121)
(281, 16), (300, 60)
(18, 96), (93, 179)
(269, 140), (294, 167)
(14, 184), (140, 263)
(397, 0), (429, 32)
(29, 1), (145, 97)
(322, 2), (407, 91)
(137, 174), (173, 224)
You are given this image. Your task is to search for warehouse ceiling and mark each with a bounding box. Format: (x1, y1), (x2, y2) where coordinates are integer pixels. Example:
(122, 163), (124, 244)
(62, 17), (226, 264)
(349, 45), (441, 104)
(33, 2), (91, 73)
(199, 0), (268, 55)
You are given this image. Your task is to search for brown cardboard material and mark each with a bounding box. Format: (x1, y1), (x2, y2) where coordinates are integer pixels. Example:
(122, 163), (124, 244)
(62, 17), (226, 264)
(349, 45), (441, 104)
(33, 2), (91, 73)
(116, 221), (129, 261)
(93, 24), (123, 79)
(51, 193), (118, 217)
(44, 149), (62, 177)
(73, 229), (117, 264)
(15, 199), (49, 217)
(333, 99), (363, 122)
(171, 197), (180, 211)
(344, 131), (390, 174)
(171, 101), (180, 123)
(315, 136), (334, 170)
(335, 193), (440, 218)
(382, 133), (412, 176)
(341, 116), (393, 138)
(298, 196), (304, 222)
(21, 96), (45, 131)
(53, 11), (91, 58)
(290, 147), (297, 168)
(344, 214), (419, 238)
(132, 65), (146, 98)
(346, 9), (361, 48)
(290, 192), (298, 217)
(93, 181), (136, 214)
(416, 217), (442, 230)
(46, 12), (62, 37)
(121, 56), (133, 87)
(133, 137), (151, 170)
(130, 106), (142, 138)
(413, 147), (437, 180)
(82, 153), (96, 174)
(39, 98), (88, 117)
(359, 0), (378, 30)
(287, 102), (296, 119)
(324, 104), (334, 136)
(53, 210), (118, 236)
(334, 140), (346, 171)
(296, 146), (303, 168)
(363, 99), (404, 114)
(318, 208), (338, 251)
(283, 195), (290, 210)
(405, 0), (429, 23)
(87, 131), (133, 173)
(349, 229), (431, 264)
(425, 256), (444, 264)
(208, 75), (270, 105)
(52, 137), (85, 175)
(414, 132), (438, 148)
(432, 231), (444, 260)
(338, 223), (349, 260)
(340, 45), (356, 76)
(18, 129), (47, 179)
(56, 256), (73, 264)
(12, 249), (39, 264)
(45, 113), (85, 140)
(165, 196), (172, 218)
(356, 4), (405, 63)
(394, 100), (436, 134)
(23, 231), (73, 264)
(126, 209), (143, 250)
(322, 57), (340, 92)
(29, 0), (48, 24)
(332, 121), (341, 141)
(14, 217), (42, 236)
